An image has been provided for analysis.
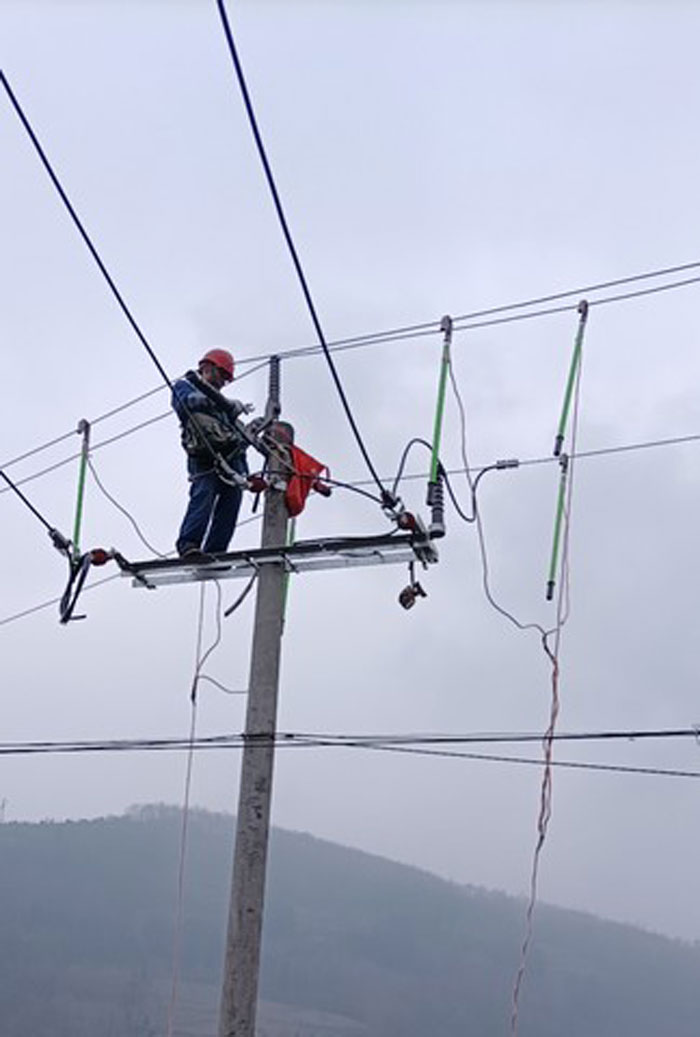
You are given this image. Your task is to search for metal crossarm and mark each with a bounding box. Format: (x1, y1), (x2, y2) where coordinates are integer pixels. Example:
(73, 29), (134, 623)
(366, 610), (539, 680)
(122, 530), (440, 588)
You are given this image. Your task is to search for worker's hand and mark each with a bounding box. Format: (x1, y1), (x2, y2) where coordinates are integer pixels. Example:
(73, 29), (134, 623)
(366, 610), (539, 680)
(227, 399), (255, 418)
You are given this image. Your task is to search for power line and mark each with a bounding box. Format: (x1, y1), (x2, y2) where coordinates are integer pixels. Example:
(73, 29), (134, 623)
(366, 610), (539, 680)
(336, 741), (700, 781)
(0, 71), (173, 391)
(451, 259), (700, 324)
(0, 729), (697, 779)
(0, 413), (173, 497)
(0, 725), (696, 750)
(0, 362), (270, 507)
(215, 0), (390, 503)
(242, 270), (700, 365)
(2, 262), (700, 482)
(0, 571), (121, 628)
(1, 70), (251, 481)
(0, 361), (269, 478)
(0, 726), (697, 750)
(0, 466), (62, 538)
(0, 427), (78, 472)
(5, 407), (700, 506)
(3, 52), (700, 479)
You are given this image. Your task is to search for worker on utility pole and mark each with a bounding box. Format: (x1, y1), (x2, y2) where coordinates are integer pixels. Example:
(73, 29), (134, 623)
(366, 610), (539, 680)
(172, 348), (255, 560)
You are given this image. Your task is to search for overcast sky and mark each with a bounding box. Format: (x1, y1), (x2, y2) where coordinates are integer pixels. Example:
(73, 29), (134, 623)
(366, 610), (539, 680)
(3, 0), (700, 945)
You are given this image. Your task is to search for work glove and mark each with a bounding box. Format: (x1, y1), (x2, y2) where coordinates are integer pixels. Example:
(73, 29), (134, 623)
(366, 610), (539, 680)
(227, 399), (255, 419)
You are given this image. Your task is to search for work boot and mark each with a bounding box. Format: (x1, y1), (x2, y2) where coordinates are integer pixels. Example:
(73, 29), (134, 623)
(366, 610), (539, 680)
(178, 544), (214, 565)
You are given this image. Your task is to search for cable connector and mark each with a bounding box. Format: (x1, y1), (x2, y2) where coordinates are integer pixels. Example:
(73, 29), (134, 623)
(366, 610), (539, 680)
(48, 527), (72, 557)
(495, 458), (520, 470)
(381, 488), (400, 514)
(88, 547), (112, 567)
(426, 475), (445, 538)
(313, 480), (332, 499)
(247, 473), (268, 495)
(396, 511), (418, 533)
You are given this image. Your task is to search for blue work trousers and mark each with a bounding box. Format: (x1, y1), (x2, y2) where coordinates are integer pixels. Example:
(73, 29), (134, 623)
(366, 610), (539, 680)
(177, 456), (247, 555)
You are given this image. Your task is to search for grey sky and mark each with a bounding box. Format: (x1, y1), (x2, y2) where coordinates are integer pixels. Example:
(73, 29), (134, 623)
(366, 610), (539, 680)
(2, 0), (700, 944)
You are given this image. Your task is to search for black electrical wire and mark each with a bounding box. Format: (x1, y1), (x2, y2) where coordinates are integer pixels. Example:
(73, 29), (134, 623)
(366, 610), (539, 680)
(0, 726), (696, 753)
(290, 727), (700, 746)
(224, 570), (258, 618)
(441, 464), (497, 524)
(214, 1), (390, 504)
(0, 729), (697, 779)
(328, 740), (700, 781)
(391, 438), (433, 499)
(318, 476), (383, 507)
(0, 71), (267, 476)
(0, 70), (173, 390)
(0, 467), (58, 535)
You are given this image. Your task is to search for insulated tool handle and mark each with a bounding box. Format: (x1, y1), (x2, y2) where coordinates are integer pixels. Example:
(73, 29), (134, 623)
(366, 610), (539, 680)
(429, 315), (453, 486)
(553, 300), (588, 457)
(72, 419), (91, 560)
(546, 454), (569, 600)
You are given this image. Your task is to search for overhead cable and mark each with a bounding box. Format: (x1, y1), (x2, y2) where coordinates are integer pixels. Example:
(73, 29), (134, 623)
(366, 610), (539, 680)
(0, 730), (697, 779)
(4, 422), (700, 511)
(0, 726), (699, 752)
(3, 265), (700, 482)
(0, 71), (245, 479)
(452, 259), (700, 323)
(239, 271), (700, 365)
(214, 1), (390, 502)
(0, 467), (57, 534)
(0, 71), (173, 390)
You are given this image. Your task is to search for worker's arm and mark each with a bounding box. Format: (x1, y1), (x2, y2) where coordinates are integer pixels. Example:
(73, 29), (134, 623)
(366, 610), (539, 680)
(171, 376), (214, 423)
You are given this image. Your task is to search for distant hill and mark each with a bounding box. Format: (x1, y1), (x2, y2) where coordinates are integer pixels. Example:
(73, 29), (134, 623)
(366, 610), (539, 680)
(0, 805), (697, 1036)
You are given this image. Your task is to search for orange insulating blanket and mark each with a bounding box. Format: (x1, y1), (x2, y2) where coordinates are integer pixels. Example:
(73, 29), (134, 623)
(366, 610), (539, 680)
(285, 444), (330, 517)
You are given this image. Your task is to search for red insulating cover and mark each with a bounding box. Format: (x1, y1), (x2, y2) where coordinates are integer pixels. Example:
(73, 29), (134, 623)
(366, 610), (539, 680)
(285, 445), (329, 518)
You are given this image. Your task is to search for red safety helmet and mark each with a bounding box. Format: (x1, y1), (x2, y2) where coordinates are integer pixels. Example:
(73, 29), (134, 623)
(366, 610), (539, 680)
(199, 348), (234, 382)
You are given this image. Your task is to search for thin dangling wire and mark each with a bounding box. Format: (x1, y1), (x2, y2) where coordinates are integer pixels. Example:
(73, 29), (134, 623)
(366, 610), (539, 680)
(511, 307), (587, 1036)
(166, 584), (207, 1037)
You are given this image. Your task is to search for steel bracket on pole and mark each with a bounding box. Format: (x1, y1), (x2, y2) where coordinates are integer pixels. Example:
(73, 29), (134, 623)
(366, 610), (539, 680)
(124, 530), (441, 588)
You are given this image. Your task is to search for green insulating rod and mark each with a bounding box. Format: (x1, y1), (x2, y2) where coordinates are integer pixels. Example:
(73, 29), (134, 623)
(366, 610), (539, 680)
(428, 315), (453, 495)
(72, 419), (91, 559)
(281, 517), (296, 627)
(546, 454), (569, 601)
(553, 299), (589, 457)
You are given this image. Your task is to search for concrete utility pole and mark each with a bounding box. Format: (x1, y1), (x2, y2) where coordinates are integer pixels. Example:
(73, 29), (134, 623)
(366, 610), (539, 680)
(218, 358), (292, 1037)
